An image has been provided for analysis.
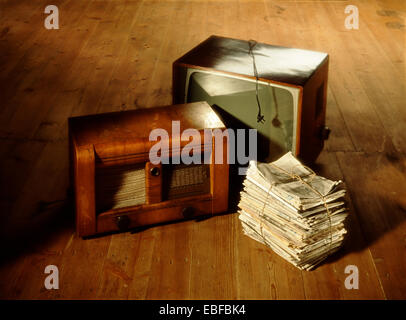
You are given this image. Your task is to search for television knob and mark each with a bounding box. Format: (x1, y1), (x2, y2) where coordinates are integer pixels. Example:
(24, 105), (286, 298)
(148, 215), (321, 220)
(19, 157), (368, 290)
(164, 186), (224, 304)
(182, 207), (195, 219)
(116, 215), (130, 231)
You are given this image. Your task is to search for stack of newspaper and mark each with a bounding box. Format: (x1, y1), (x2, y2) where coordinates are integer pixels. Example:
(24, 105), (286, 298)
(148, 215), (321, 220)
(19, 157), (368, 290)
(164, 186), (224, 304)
(238, 152), (348, 270)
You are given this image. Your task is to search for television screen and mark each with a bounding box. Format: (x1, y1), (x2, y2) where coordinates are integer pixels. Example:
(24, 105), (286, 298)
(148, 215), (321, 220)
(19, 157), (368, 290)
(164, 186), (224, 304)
(186, 70), (301, 161)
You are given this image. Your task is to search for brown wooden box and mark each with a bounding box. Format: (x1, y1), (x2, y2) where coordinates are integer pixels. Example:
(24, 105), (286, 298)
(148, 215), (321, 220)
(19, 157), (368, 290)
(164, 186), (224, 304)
(68, 102), (229, 237)
(173, 35), (330, 163)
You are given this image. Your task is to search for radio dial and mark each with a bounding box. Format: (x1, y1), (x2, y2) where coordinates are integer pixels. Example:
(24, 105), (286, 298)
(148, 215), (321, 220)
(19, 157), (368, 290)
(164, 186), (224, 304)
(150, 167), (161, 176)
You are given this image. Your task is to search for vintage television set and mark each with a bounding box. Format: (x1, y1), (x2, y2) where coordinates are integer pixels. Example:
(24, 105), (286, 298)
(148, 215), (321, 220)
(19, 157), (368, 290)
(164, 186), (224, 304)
(69, 102), (229, 237)
(173, 35), (331, 164)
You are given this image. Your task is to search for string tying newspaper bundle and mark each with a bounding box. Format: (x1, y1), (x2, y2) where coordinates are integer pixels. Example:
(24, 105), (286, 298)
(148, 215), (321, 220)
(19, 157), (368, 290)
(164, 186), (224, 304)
(238, 152), (348, 271)
(268, 162), (334, 252)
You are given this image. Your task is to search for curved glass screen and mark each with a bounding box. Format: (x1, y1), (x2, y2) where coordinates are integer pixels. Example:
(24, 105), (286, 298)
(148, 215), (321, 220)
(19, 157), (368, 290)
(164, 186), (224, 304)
(187, 71), (297, 161)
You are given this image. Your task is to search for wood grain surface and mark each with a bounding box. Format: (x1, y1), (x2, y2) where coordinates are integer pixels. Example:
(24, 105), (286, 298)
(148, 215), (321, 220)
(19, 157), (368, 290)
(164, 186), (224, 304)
(0, 0), (405, 299)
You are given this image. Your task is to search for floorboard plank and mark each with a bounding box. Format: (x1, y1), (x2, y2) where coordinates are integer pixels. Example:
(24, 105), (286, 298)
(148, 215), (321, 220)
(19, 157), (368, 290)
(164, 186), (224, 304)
(0, 0), (404, 300)
(336, 151), (406, 299)
(0, 0), (83, 133)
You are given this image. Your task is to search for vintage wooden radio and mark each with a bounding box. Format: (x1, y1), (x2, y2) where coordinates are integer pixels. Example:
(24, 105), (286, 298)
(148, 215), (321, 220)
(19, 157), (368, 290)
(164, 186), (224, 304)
(173, 35), (330, 164)
(68, 102), (229, 237)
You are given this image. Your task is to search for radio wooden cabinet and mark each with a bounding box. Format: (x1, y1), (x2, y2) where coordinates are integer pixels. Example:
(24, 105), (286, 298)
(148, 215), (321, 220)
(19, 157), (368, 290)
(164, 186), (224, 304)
(68, 102), (229, 237)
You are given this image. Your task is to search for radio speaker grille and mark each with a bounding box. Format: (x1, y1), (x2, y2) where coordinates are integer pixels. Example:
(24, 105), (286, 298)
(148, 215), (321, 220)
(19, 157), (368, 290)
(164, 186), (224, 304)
(96, 163), (146, 212)
(163, 164), (210, 200)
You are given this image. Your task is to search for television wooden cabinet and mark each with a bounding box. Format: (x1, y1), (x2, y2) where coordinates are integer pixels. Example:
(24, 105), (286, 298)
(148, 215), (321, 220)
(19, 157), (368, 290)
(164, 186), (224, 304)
(173, 35), (330, 163)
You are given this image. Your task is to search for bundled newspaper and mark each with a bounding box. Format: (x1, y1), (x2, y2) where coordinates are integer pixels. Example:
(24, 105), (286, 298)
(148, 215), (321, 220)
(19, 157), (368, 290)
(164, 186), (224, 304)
(238, 152), (348, 271)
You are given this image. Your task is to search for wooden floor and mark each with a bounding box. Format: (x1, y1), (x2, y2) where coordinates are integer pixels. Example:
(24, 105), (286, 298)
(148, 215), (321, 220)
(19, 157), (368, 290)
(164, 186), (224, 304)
(0, 0), (405, 300)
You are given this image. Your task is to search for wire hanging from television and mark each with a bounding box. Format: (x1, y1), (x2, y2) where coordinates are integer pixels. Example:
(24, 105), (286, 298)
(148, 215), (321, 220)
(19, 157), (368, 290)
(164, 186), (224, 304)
(248, 40), (265, 124)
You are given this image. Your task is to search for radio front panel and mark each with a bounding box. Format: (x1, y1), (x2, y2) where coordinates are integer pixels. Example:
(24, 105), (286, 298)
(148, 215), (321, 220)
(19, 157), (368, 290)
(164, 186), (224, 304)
(69, 102), (229, 237)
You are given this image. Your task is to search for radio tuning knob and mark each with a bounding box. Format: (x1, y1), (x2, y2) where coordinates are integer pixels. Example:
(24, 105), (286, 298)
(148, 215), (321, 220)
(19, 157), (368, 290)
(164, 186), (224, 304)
(116, 215), (130, 231)
(182, 207), (195, 219)
(150, 166), (160, 176)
